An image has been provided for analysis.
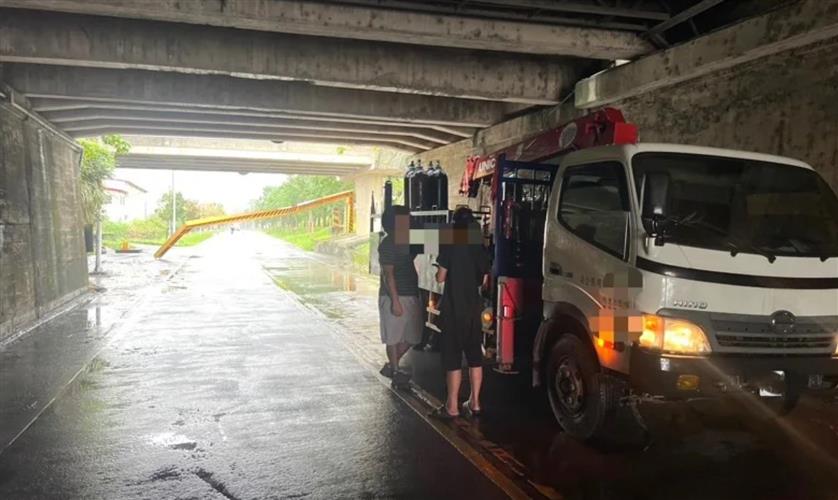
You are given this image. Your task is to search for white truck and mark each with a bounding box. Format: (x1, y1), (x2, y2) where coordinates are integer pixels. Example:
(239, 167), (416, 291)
(409, 109), (838, 439)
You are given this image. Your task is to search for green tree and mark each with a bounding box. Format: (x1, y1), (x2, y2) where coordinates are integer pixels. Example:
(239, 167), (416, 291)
(195, 202), (226, 219)
(253, 175), (352, 209)
(79, 134), (131, 224)
(251, 175), (353, 230)
(155, 191), (201, 228)
(102, 134), (131, 155)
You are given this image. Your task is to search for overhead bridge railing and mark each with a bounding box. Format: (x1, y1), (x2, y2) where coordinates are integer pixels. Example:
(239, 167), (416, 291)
(154, 190), (355, 259)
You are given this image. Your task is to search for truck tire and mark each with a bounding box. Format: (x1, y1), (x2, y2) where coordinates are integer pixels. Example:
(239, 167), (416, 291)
(775, 373), (802, 415)
(546, 335), (617, 440)
(755, 372), (802, 415)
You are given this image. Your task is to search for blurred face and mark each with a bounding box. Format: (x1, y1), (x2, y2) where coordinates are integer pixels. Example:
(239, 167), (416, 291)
(393, 214), (410, 245)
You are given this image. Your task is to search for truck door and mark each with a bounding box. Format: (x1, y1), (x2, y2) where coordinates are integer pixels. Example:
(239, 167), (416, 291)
(543, 161), (638, 372)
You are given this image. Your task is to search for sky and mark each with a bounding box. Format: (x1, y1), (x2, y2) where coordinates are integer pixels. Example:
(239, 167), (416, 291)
(114, 168), (287, 213)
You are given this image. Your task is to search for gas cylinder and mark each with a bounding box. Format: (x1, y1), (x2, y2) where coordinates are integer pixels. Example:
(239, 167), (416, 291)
(425, 162), (440, 210)
(383, 179), (393, 210)
(435, 161), (448, 211)
(409, 160), (427, 211)
(403, 161), (415, 208)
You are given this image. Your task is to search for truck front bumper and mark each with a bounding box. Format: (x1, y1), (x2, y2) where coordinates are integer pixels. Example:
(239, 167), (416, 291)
(630, 349), (838, 399)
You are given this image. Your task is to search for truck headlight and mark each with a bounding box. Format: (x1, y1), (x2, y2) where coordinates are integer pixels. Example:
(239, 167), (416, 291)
(639, 314), (711, 355)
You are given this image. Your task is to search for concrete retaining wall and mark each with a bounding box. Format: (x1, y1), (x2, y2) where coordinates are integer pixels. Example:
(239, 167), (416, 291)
(411, 37), (838, 205)
(616, 38), (838, 192)
(0, 95), (88, 342)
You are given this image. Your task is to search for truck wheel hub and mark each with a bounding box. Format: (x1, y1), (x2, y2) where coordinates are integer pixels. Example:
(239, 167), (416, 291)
(556, 359), (584, 414)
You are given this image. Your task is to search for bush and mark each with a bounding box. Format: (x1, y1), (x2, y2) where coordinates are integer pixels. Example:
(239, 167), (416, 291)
(265, 226), (334, 251)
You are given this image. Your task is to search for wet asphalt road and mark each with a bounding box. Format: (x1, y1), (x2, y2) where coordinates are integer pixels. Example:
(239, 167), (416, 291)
(260, 234), (838, 500)
(3, 231), (838, 500)
(0, 232), (506, 499)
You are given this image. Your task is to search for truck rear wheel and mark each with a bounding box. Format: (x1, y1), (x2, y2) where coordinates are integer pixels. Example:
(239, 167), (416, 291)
(546, 335), (617, 440)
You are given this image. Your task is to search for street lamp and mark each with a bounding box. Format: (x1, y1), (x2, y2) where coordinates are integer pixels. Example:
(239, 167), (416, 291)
(169, 169), (177, 237)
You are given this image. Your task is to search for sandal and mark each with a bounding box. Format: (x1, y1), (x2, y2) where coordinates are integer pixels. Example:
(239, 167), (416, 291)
(462, 400), (482, 417)
(379, 363), (393, 378)
(429, 405), (459, 420)
(392, 370), (411, 382)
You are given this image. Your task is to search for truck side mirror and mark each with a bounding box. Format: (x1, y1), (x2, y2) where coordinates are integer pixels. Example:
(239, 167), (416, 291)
(641, 173), (670, 245)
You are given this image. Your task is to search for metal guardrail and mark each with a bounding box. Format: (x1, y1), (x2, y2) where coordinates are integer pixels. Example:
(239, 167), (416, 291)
(154, 190), (355, 259)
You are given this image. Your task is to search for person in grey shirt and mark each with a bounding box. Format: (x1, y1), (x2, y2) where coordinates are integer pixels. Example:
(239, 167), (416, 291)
(378, 205), (422, 384)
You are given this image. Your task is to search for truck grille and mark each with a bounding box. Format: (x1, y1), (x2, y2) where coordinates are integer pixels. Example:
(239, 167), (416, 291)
(711, 316), (838, 354)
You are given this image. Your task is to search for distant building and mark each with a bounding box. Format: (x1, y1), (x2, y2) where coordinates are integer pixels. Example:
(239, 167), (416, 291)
(103, 179), (149, 222)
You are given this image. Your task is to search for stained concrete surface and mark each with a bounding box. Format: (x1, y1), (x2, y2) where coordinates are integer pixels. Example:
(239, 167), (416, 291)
(0, 100), (87, 341)
(0, 232), (504, 499)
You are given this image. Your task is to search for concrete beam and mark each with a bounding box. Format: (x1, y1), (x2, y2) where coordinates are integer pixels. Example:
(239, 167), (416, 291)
(28, 98), (477, 138)
(2, 65), (511, 128)
(73, 128), (424, 153)
(117, 154), (368, 175)
(459, 0), (670, 21)
(66, 120), (436, 150)
(0, 0), (654, 59)
(575, 0), (838, 108)
(43, 109), (456, 144)
(0, 10), (582, 105)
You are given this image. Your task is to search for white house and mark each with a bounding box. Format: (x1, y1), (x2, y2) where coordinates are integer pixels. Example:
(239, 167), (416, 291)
(103, 178), (149, 222)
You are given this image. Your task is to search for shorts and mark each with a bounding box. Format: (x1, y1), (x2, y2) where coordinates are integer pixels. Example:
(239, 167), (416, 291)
(440, 309), (483, 371)
(379, 295), (423, 346)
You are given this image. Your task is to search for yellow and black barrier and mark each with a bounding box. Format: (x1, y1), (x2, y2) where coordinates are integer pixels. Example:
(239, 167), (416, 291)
(154, 190), (355, 259)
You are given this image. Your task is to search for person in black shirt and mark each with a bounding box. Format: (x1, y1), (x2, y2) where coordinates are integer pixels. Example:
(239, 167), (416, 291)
(378, 205), (422, 383)
(432, 207), (490, 419)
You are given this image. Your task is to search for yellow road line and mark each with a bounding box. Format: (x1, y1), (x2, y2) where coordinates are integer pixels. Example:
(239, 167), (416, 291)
(265, 261), (563, 500)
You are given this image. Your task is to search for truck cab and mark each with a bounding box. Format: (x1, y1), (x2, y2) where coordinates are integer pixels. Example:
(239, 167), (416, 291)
(538, 142), (838, 438)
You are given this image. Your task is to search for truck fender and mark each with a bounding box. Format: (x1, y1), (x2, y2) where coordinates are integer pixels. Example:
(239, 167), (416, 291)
(532, 302), (591, 387)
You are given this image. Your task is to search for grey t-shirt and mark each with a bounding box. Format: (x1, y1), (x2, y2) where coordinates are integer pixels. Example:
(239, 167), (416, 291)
(378, 234), (419, 297)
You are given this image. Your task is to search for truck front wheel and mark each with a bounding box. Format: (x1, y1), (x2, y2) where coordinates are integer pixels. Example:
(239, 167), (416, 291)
(546, 335), (616, 440)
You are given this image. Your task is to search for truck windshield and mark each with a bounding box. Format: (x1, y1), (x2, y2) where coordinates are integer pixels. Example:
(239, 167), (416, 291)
(633, 152), (838, 258)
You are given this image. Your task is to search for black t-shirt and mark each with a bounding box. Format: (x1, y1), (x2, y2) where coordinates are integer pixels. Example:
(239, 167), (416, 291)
(378, 234), (419, 297)
(436, 232), (490, 316)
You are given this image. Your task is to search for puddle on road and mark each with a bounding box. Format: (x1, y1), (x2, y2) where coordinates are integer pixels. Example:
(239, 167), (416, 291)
(148, 432), (198, 451)
(264, 259), (378, 323)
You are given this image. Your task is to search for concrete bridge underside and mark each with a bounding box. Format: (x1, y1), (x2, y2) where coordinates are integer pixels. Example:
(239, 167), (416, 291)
(0, 0), (785, 153)
(116, 150), (372, 176)
(2, 0), (835, 341)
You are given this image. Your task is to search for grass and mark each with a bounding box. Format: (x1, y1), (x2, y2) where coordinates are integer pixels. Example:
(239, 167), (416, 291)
(174, 231), (216, 247)
(265, 226), (372, 274)
(103, 231), (215, 250)
(264, 226), (334, 251)
(352, 241), (370, 273)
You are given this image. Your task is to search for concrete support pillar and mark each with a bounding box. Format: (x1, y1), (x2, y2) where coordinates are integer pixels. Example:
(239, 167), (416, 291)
(349, 168), (402, 236)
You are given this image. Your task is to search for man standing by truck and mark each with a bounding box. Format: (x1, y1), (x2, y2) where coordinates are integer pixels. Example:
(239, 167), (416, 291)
(378, 205), (422, 385)
(432, 208), (490, 419)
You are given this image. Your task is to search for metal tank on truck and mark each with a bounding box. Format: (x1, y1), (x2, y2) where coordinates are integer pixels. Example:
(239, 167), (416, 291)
(429, 161), (448, 211)
(409, 160), (430, 211)
(403, 161), (416, 209)
(425, 162), (440, 210)
(409, 108), (838, 441)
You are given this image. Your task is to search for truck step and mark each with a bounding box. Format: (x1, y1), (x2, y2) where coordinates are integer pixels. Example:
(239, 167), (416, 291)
(425, 322), (441, 333)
